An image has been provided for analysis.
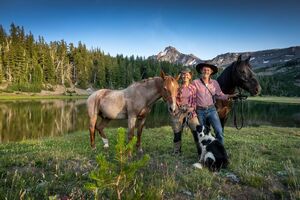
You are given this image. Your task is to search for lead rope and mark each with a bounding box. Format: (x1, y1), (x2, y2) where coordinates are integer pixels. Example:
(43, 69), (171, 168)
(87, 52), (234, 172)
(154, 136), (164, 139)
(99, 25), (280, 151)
(233, 88), (247, 130)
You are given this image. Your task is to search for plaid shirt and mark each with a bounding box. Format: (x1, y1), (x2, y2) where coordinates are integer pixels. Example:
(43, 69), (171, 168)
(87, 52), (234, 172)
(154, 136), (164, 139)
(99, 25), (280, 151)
(176, 84), (197, 117)
(192, 78), (228, 107)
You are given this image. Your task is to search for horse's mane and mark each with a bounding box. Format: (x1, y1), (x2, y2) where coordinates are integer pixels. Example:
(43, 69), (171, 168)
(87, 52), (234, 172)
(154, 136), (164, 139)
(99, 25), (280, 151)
(217, 62), (235, 93)
(127, 76), (161, 88)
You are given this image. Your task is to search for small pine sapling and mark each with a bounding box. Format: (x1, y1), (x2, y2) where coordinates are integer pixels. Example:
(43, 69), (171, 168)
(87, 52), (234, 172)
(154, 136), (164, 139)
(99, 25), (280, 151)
(85, 128), (150, 200)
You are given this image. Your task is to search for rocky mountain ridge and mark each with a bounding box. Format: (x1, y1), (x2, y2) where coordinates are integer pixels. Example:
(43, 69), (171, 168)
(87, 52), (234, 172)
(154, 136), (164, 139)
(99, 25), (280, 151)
(149, 46), (203, 66)
(151, 46), (300, 68)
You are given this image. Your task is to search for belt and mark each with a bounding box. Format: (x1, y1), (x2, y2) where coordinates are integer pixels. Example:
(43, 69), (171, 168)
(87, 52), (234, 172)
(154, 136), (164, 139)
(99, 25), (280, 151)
(196, 105), (215, 110)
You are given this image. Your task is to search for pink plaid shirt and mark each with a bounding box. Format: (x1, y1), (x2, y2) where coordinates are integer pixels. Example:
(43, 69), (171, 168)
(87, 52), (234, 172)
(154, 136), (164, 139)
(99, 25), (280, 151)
(176, 84), (197, 117)
(192, 78), (228, 108)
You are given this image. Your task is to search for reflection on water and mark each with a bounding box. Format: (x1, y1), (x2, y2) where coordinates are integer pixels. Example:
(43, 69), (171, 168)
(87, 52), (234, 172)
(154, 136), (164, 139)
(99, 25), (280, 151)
(0, 99), (299, 142)
(0, 99), (88, 143)
(226, 101), (300, 127)
(0, 99), (170, 143)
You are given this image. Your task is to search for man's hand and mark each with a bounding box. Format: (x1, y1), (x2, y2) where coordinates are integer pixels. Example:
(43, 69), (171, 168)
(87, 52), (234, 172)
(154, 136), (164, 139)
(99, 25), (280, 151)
(187, 107), (194, 113)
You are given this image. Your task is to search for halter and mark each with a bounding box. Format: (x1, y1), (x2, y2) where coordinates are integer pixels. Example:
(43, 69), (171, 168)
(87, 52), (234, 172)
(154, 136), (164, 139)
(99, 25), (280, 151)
(161, 90), (173, 103)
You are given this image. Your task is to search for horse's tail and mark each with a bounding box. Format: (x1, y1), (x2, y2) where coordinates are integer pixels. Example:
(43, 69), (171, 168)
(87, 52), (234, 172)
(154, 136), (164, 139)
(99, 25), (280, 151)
(87, 92), (97, 118)
(86, 89), (106, 117)
(87, 89), (107, 148)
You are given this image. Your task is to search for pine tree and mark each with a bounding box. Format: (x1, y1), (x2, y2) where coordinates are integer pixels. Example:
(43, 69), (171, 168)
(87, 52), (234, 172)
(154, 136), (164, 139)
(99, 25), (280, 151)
(73, 41), (90, 88)
(0, 45), (3, 82)
(0, 23), (184, 92)
(0, 25), (6, 82)
(96, 50), (106, 88)
(0, 25), (7, 45)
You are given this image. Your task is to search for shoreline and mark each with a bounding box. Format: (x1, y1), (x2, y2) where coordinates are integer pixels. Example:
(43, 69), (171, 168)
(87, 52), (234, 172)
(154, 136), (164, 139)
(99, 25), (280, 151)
(248, 96), (300, 104)
(0, 94), (89, 100)
(1, 93), (299, 104)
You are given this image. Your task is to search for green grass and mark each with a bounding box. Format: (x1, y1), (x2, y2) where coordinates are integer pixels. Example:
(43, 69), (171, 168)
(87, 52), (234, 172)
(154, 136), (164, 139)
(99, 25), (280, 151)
(0, 126), (299, 199)
(248, 96), (300, 104)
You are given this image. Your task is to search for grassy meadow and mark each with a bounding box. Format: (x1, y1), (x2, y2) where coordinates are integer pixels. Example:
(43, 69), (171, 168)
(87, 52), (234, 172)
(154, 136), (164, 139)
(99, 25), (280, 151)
(248, 96), (300, 104)
(0, 126), (299, 199)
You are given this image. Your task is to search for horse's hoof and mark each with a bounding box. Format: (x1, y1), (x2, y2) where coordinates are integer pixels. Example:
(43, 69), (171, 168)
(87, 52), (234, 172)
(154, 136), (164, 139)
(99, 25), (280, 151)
(91, 146), (96, 151)
(103, 144), (109, 148)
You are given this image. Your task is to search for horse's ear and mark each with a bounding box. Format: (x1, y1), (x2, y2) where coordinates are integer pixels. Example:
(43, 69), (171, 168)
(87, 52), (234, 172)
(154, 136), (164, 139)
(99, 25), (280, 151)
(237, 55), (242, 63)
(245, 56), (251, 63)
(175, 74), (180, 81)
(160, 70), (166, 79)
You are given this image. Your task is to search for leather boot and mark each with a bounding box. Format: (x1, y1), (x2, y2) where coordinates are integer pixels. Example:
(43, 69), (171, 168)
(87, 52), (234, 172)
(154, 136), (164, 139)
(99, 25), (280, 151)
(173, 131), (182, 155)
(173, 141), (182, 155)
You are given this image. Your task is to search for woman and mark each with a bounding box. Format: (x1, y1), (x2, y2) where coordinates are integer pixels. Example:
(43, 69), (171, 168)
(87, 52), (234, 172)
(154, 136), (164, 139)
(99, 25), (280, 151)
(192, 63), (237, 144)
(171, 68), (201, 156)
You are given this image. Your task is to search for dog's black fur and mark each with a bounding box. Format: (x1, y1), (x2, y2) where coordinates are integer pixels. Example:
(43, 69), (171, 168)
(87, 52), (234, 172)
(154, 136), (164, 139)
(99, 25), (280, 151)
(196, 125), (229, 171)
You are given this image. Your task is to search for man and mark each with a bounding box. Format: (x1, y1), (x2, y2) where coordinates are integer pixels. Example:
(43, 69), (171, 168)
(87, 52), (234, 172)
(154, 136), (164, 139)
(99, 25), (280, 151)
(192, 63), (237, 144)
(171, 68), (201, 156)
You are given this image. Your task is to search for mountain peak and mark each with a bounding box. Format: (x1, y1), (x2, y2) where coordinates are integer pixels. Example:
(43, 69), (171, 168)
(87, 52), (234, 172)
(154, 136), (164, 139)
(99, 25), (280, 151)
(164, 46), (178, 51)
(153, 46), (202, 66)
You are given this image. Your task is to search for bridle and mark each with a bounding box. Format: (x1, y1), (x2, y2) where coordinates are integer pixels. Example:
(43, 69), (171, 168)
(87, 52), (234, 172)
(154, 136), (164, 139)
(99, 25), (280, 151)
(160, 77), (177, 104)
(232, 87), (248, 130)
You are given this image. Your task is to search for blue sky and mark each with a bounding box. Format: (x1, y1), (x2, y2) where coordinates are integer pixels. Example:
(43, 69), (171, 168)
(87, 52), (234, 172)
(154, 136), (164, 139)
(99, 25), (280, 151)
(1, 0), (300, 60)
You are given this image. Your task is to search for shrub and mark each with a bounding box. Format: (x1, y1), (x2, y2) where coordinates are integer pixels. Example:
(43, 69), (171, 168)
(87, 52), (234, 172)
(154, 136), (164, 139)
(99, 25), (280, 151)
(7, 83), (42, 93)
(85, 128), (150, 200)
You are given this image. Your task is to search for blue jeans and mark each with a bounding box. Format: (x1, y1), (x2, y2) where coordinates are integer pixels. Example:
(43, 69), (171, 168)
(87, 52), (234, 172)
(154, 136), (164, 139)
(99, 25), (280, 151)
(196, 106), (224, 144)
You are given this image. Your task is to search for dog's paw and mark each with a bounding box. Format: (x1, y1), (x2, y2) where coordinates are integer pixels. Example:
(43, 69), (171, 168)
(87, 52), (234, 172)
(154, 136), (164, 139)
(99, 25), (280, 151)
(192, 162), (203, 169)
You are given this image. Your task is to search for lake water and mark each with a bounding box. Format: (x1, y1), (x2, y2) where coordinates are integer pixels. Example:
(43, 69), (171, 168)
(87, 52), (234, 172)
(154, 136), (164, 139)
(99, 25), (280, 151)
(0, 99), (299, 142)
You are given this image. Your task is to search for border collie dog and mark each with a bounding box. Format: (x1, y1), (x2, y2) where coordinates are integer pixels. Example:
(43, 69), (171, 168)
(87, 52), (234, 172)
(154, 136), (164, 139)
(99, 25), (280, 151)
(195, 125), (229, 171)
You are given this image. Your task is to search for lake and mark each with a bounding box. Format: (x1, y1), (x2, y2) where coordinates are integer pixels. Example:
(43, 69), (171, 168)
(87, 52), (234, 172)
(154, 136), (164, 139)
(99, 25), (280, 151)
(0, 99), (299, 142)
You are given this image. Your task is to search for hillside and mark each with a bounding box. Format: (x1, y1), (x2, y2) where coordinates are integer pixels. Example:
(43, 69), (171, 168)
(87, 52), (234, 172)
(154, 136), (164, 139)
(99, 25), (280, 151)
(255, 59), (300, 96)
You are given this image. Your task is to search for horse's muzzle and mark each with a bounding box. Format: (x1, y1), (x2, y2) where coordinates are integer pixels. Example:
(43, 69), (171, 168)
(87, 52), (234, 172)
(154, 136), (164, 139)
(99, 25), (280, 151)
(168, 104), (176, 115)
(252, 85), (262, 96)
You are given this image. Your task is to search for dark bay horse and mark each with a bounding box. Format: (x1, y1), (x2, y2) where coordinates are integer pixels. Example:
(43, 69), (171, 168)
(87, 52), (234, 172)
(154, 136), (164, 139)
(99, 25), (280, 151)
(87, 71), (179, 151)
(216, 55), (261, 128)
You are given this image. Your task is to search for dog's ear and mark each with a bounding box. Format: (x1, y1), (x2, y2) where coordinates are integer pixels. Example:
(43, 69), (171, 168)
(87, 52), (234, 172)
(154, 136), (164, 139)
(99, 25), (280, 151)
(196, 125), (202, 132)
(204, 125), (211, 135)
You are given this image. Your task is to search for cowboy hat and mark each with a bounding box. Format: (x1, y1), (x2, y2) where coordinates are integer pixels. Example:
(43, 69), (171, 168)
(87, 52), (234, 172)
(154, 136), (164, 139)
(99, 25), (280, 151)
(196, 63), (218, 75)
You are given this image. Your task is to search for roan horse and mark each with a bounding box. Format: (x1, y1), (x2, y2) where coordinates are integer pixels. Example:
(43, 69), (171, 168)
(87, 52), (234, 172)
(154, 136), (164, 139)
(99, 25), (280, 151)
(87, 71), (179, 151)
(215, 55), (261, 128)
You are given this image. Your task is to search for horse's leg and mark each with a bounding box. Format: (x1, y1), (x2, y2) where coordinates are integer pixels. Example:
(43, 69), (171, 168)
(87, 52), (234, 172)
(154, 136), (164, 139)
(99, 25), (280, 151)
(127, 115), (137, 156)
(95, 118), (111, 148)
(89, 115), (97, 149)
(136, 117), (147, 153)
(128, 116), (137, 141)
